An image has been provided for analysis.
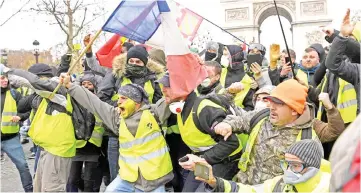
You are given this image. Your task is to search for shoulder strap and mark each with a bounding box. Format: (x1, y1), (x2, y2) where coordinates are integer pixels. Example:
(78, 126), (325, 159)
(301, 127), (312, 140)
(9, 89), (17, 100)
(250, 108), (270, 129)
(192, 97), (206, 134)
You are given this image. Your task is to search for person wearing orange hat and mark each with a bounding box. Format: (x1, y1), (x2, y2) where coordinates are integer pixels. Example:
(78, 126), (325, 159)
(207, 79), (345, 185)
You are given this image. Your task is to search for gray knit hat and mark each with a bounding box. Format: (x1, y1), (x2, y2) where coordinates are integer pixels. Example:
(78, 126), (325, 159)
(286, 139), (322, 169)
(118, 84), (149, 104)
(206, 41), (219, 51)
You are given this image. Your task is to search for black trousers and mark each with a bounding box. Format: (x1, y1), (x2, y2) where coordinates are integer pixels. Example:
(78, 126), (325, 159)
(68, 161), (99, 192)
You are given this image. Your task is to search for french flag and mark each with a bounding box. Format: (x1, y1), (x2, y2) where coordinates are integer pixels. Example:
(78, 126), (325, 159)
(102, 0), (207, 98)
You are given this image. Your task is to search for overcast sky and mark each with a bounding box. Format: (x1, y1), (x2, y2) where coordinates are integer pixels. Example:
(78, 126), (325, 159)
(0, 0), (358, 53)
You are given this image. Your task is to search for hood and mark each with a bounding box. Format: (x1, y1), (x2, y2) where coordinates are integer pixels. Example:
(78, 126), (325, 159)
(112, 53), (165, 78)
(285, 103), (315, 129)
(28, 63), (54, 78)
(226, 45), (244, 64)
(149, 48), (166, 67)
(309, 43), (326, 62)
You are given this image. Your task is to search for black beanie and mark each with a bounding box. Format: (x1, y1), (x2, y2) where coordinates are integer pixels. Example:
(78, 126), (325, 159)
(28, 63), (54, 78)
(126, 45), (149, 65)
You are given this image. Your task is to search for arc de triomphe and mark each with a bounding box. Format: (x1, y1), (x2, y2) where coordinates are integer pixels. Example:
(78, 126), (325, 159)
(220, 0), (332, 56)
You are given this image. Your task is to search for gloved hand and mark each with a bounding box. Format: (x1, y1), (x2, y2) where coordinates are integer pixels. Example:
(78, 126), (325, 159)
(269, 44), (280, 70)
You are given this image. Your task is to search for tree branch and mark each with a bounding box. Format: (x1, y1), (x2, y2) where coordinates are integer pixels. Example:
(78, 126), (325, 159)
(0, 0), (31, 27)
(73, 7), (87, 39)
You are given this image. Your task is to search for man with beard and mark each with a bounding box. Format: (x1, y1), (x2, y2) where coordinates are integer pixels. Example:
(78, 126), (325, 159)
(213, 79), (345, 185)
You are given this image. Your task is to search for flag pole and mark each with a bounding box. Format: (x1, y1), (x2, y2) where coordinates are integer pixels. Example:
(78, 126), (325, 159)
(173, 0), (249, 46)
(49, 29), (103, 99)
(273, 0), (296, 78)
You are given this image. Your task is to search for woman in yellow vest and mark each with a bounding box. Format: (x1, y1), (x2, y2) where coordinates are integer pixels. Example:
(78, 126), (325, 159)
(193, 140), (331, 193)
(60, 72), (173, 192)
(0, 69), (33, 192)
(67, 72), (106, 192)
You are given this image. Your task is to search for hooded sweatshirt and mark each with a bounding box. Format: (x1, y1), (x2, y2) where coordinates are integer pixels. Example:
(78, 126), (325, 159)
(223, 45), (255, 111)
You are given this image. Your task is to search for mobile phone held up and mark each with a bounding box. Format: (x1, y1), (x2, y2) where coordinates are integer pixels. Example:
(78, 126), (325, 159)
(285, 56), (291, 65)
(194, 162), (210, 180)
(247, 54), (263, 67)
(178, 156), (189, 163)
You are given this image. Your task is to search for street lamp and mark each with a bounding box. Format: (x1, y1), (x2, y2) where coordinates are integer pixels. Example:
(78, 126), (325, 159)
(0, 49), (8, 66)
(32, 40), (40, 63)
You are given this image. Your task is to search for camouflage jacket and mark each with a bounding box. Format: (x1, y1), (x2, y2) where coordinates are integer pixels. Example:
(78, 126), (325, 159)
(222, 105), (321, 185)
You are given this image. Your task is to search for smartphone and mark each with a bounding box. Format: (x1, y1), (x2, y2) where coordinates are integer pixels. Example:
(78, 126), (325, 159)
(194, 162), (210, 180)
(285, 56), (291, 65)
(178, 156), (189, 163)
(247, 54), (263, 67)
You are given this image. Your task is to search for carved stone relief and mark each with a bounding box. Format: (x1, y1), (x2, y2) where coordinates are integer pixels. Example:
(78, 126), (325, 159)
(253, 1), (296, 18)
(305, 31), (324, 45)
(226, 8), (249, 22)
(301, 1), (326, 16)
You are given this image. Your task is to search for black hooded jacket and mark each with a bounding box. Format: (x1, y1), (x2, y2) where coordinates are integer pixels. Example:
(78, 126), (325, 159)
(223, 45), (255, 111)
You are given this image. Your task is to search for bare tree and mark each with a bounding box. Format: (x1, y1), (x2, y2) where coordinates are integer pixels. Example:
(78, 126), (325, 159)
(0, 0), (32, 27)
(31, 0), (107, 52)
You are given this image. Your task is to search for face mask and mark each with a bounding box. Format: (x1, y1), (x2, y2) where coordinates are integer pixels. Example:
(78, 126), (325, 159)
(205, 52), (217, 61)
(283, 167), (320, 185)
(200, 78), (211, 88)
(118, 98), (137, 118)
(255, 101), (268, 110)
(169, 101), (185, 114)
(221, 55), (230, 68)
(125, 63), (148, 77)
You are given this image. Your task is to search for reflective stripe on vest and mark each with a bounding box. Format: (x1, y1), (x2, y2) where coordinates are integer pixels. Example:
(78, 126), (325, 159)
(29, 94), (76, 157)
(220, 68), (252, 108)
(177, 99), (242, 156)
(121, 77), (155, 103)
(118, 110), (172, 182)
(317, 77), (357, 123)
(1, 91), (19, 134)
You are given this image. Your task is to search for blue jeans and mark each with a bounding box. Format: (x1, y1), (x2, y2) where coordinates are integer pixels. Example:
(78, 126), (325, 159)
(1, 135), (33, 192)
(105, 175), (166, 192)
(107, 136), (119, 182)
(34, 146), (41, 174)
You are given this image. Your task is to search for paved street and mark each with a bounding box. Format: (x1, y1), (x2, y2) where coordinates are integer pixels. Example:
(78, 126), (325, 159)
(0, 140), (106, 192)
(1, 140), (34, 192)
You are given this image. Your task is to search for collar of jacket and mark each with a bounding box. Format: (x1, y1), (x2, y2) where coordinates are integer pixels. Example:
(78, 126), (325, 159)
(294, 170), (322, 192)
(298, 63), (320, 74)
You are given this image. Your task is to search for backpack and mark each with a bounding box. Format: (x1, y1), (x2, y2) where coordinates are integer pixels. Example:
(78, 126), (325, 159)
(70, 97), (95, 140)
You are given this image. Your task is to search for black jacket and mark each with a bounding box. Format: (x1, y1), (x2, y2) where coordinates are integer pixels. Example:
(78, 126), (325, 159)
(1, 87), (30, 141)
(181, 92), (240, 165)
(325, 36), (360, 115)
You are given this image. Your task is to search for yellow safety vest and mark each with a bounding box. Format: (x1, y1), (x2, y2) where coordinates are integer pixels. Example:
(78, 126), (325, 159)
(1, 90), (20, 134)
(118, 110), (172, 182)
(296, 69), (309, 87)
(177, 99), (243, 156)
(220, 68), (252, 108)
(111, 77), (155, 103)
(317, 77), (357, 124)
(29, 95), (76, 158)
(16, 87), (32, 96)
(263, 172), (330, 193)
(239, 117), (331, 173)
(163, 125), (180, 135)
(76, 116), (104, 148)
